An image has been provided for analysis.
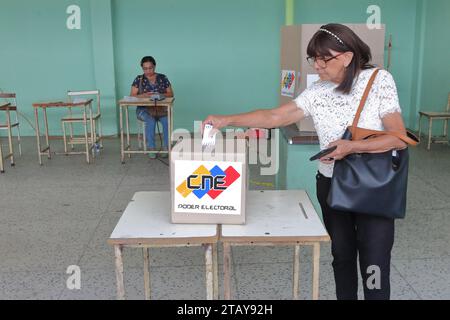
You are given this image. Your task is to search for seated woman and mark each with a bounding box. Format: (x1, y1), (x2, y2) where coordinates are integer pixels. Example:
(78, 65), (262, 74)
(130, 56), (174, 158)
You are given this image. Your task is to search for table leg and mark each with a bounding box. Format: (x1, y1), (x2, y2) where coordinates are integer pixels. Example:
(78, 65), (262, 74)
(205, 244), (214, 300)
(168, 104), (172, 157)
(418, 114), (422, 140)
(143, 247), (151, 300)
(114, 245), (125, 300)
(34, 107), (42, 165)
(43, 108), (51, 159)
(6, 109), (14, 166)
(62, 121), (68, 154)
(125, 106), (131, 158)
(83, 106), (90, 164)
(69, 107), (74, 150)
(223, 243), (232, 300)
(15, 110), (22, 156)
(312, 243), (320, 300)
(89, 103), (95, 158)
(119, 105), (124, 163)
(0, 143), (4, 173)
(293, 245), (300, 300)
(427, 118), (433, 150)
(444, 118), (448, 141)
(212, 243), (219, 300)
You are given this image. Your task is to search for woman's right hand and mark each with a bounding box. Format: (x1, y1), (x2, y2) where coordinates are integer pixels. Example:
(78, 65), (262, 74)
(202, 115), (229, 131)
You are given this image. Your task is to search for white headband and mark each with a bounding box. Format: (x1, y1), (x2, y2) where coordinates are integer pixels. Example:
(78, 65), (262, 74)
(318, 28), (345, 46)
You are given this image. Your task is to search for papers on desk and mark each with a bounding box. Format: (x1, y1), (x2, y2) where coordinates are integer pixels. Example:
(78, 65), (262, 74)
(122, 96), (140, 102)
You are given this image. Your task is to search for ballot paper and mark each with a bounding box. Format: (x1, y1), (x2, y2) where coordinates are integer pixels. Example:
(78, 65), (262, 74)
(202, 123), (216, 147)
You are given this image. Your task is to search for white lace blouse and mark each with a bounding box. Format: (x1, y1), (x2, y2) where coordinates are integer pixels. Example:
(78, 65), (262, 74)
(294, 68), (402, 178)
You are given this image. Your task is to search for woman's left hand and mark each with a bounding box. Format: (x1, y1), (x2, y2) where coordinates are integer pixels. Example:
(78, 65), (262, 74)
(320, 139), (355, 163)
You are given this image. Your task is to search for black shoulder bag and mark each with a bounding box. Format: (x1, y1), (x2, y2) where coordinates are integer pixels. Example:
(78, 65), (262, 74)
(327, 68), (419, 219)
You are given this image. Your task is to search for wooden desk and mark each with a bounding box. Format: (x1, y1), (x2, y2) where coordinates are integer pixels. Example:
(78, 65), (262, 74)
(418, 93), (450, 150)
(418, 111), (450, 150)
(221, 190), (330, 300)
(108, 191), (219, 300)
(32, 100), (94, 164)
(118, 97), (174, 163)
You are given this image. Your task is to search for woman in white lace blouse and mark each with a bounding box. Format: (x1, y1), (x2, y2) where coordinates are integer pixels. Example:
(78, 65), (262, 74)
(204, 23), (408, 300)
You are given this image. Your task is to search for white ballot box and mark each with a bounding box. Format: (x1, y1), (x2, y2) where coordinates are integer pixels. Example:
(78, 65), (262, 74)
(170, 135), (248, 224)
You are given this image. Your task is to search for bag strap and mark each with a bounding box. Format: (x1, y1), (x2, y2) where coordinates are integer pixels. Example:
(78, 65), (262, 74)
(351, 68), (380, 137)
(348, 125), (419, 146)
(350, 68), (419, 146)
(138, 74), (144, 94)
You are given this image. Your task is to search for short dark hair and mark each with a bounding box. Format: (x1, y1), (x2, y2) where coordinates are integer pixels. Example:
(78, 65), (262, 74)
(140, 56), (156, 67)
(307, 23), (374, 94)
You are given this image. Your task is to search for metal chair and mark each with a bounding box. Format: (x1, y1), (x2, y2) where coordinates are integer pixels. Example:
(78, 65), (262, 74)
(418, 93), (450, 150)
(0, 93), (22, 171)
(61, 90), (102, 158)
(137, 119), (147, 151)
(137, 118), (164, 152)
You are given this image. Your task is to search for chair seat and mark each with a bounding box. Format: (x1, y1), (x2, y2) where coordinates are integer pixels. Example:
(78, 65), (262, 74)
(61, 113), (101, 122)
(419, 111), (450, 117)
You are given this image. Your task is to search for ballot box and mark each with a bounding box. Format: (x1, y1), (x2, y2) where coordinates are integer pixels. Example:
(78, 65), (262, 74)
(170, 136), (248, 224)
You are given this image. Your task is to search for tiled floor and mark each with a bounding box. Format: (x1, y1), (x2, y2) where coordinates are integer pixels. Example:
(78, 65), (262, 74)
(0, 137), (448, 300)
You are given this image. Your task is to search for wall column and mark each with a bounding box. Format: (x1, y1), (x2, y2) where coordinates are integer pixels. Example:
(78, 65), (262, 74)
(90, 0), (118, 135)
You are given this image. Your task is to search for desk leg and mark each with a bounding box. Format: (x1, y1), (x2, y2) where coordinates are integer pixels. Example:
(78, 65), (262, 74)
(89, 103), (95, 159)
(205, 244), (214, 300)
(312, 243), (320, 300)
(444, 118), (448, 142)
(418, 114), (422, 140)
(293, 245), (300, 300)
(83, 106), (90, 164)
(6, 109), (15, 166)
(125, 106), (131, 158)
(212, 243), (219, 300)
(0, 142), (4, 173)
(168, 104), (172, 156)
(34, 108), (42, 165)
(114, 245), (125, 300)
(119, 105), (125, 163)
(223, 243), (232, 300)
(62, 121), (68, 154)
(43, 108), (51, 159)
(143, 248), (151, 300)
(428, 118), (433, 150)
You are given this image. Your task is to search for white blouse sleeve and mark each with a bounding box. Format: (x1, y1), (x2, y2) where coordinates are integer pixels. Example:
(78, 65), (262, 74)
(376, 70), (402, 118)
(293, 87), (313, 117)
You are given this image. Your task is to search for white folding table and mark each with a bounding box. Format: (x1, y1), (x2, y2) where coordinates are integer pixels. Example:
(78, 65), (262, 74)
(221, 190), (330, 300)
(108, 191), (219, 300)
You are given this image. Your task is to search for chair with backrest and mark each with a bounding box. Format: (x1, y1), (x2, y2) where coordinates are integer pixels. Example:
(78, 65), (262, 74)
(136, 117), (164, 152)
(0, 93), (22, 169)
(137, 118), (147, 151)
(418, 93), (450, 150)
(61, 90), (102, 157)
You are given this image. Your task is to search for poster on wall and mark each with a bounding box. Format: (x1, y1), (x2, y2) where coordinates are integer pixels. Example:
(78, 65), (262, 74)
(174, 160), (243, 215)
(281, 70), (296, 97)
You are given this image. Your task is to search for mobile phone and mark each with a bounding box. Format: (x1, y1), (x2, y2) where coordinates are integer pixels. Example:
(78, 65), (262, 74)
(309, 146), (337, 161)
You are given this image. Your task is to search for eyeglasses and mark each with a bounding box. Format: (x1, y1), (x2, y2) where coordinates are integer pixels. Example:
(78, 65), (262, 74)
(142, 66), (154, 71)
(307, 52), (345, 68)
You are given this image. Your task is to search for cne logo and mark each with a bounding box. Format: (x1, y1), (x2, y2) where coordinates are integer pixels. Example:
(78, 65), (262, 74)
(177, 165), (240, 199)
